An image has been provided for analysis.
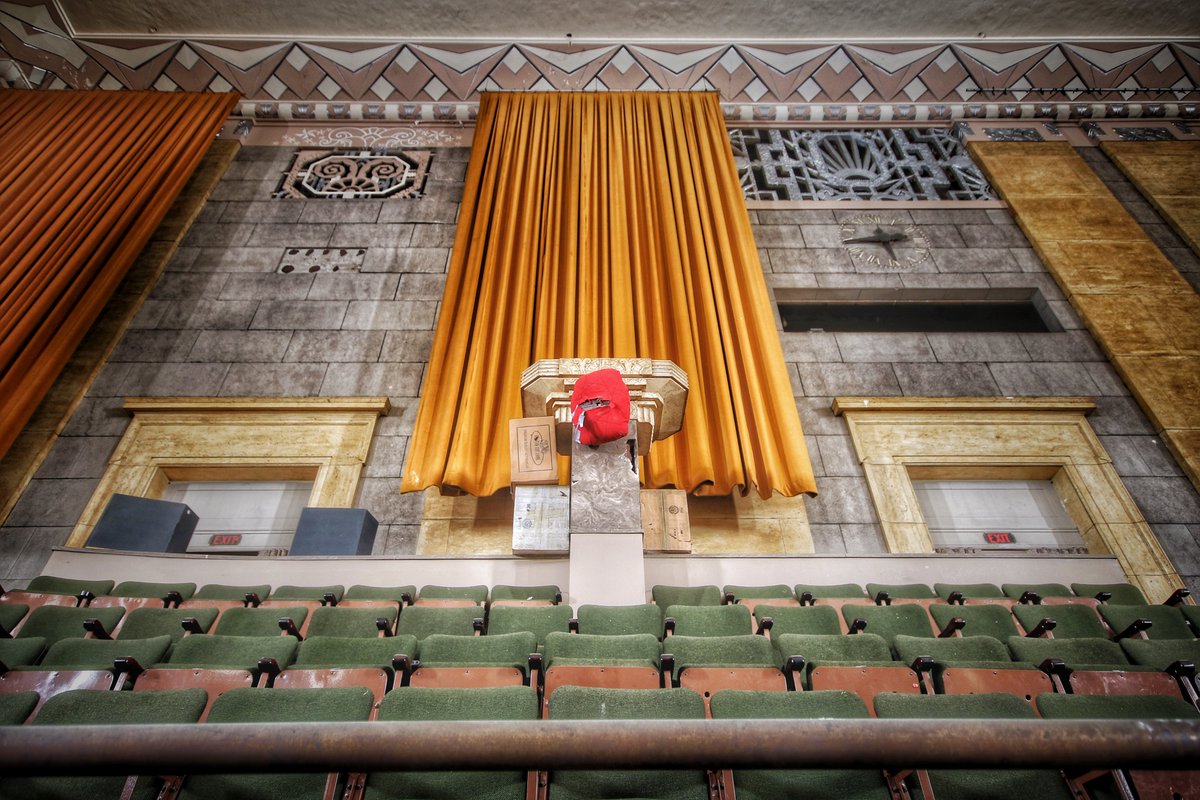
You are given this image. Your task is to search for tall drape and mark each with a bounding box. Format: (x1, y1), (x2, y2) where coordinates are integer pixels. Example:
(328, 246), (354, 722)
(403, 91), (815, 498)
(0, 90), (238, 460)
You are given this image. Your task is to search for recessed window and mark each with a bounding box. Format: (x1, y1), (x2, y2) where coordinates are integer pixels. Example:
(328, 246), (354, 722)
(777, 288), (1060, 333)
(162, 480), (314, 554)
(912, 479), (1084, 553)
(70, 397), (389, 550)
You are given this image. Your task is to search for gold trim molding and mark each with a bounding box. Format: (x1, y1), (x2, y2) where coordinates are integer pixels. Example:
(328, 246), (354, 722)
(833, 396), (1183, 601)
(68, 396), (390, 548)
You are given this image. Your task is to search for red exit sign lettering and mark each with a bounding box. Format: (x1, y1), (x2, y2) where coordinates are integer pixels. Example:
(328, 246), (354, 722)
(984, 532), (1016, 545)
(209, 534), (243, 546)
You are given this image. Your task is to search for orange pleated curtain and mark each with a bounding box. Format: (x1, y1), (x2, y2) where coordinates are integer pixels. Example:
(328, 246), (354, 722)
(403, 91), (815, 498)
(0, 90), (239, 460)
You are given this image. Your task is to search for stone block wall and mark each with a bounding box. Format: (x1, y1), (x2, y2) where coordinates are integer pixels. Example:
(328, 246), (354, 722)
(1, 138), (1198, 597)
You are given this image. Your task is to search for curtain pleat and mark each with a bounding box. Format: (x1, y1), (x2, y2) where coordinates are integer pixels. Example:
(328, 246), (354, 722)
(403, 91), (815, 498)
(0, 90), (239, 459)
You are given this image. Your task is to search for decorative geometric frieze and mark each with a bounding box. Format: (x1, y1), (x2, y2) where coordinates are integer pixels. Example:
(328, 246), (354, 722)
(274, 149), (431, 200)
(1, 2), (1197, 117)
(278, 125), (464, 148)
(983, 127), (1046, 142)
(730, 127), (995, 201)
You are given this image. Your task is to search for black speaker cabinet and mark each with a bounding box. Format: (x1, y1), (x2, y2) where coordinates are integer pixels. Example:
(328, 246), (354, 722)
(290, 507), (378, 556)
(87, 494), (199, 553)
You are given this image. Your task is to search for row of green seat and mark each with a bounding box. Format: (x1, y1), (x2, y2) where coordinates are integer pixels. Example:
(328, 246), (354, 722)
(4, 601), (1198, 678)
(0, 576), (565, 606)
(2, 684), (1196, 800)
(707, 581), (1191, 606)
(6, 576), (1191, 608)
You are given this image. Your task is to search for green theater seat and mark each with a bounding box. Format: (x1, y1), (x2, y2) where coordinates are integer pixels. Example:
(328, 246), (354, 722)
(875, 692), (1075, 800)
(710, 689), (892, 800)
(547, 686), (710, 800)
(576, 604), (664, 637)
(0, 688), (207, 800)
(177, 686), (374, 800)
(367, 685), (539, 800)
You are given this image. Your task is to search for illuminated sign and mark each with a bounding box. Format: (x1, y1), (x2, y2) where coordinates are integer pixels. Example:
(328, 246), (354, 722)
(983, 532), (1016, 545)
(209, 533), (243, 546)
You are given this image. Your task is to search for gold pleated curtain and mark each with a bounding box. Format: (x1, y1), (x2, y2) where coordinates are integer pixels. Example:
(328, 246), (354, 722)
(0, 90), (238, 460)
(403, 91), (815, 498)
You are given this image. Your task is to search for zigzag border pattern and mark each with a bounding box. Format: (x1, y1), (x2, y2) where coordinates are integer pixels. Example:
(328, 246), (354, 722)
(1, 1), (1197, 121)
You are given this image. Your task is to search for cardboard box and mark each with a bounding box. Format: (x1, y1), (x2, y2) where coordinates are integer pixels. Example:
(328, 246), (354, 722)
(641, 489), (691, 552)
(509, 416), (559, 485)
(512, 485), (570, 555)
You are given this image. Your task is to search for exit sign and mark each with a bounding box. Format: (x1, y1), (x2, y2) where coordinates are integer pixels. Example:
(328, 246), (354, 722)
(984, 531), (1016, 545)
(209, 533), (243, 546)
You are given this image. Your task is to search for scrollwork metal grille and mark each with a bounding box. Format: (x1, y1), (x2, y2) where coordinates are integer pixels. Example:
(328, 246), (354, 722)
(275, 149), (431, 200)
(729, 128), (995, 201)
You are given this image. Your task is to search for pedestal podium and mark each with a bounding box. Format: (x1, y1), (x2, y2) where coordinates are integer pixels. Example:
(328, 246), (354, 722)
(521, 359), (688, 606)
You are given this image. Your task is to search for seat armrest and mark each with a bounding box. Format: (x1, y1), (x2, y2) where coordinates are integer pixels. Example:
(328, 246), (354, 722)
(181, 617), (205, 635)
(164, 591), (184, 608)
(910, 656), (934, 691)
(783, 655), (805, 692)
(1093, 591), (1112, 604)
(400, 592), (413, 606)
(392, 654), (412, 687)
(528, 652), (544, 690)
(937, 617), (966, 638)
(256, 657), (282, 687)
(799, 591), (815, 606)
(568, 618), (579, 634)
(848, 618), (867, 634)
(946, 591), (965, 605)
(874, 591), (892, 606)
(1018, 591), (1042, 605)
(663, 617), (676, 636)
(375, 617), (394, 637)
(1164, 588), (1191, 607)
(83, 617), (113, 640)
(322, 592), (339, 607)
(659, 654), (675, 688)
(755, 617), (773, 636)
(112, 657), (144, 681)
(1111, 618), (1152, 640)
(244, 592), (262, 608)
(278, 617), (303, 640)
(1024, 618), (1057, 638)
(1038, 658), (1071, 693)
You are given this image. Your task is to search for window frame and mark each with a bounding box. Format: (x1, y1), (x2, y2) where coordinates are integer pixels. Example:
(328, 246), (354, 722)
(68, 397), (389, 549)
(833, 396), (1182, 601)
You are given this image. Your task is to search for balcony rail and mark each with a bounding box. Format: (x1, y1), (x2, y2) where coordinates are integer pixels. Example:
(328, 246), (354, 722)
(2, 719), (1199, 776)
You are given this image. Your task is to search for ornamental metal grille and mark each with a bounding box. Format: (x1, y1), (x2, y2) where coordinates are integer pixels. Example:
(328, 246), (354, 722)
(275, 149), (431, 199)
(1115, 127), (1176, 141)
(730, 128), (995, 201)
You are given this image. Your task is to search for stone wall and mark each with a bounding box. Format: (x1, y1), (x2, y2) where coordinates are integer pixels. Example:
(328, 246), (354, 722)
(1, 138), (1197, 596)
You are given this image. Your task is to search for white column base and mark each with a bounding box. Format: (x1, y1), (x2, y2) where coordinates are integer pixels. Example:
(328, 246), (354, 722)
(567, 533), (646, 607)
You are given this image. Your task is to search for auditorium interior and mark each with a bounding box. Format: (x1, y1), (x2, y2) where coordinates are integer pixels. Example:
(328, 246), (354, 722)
(1, 0), (1200, 795)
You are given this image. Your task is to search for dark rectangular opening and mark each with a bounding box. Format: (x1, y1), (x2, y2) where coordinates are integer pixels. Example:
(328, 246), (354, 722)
(777, 288), (1059, 333)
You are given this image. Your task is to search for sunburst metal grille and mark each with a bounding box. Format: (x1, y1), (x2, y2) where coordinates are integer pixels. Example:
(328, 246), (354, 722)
(730, 128), (995, 201)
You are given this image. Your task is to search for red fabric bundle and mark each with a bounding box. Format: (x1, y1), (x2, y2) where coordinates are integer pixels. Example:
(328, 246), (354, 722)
(570, 369), (631, 446)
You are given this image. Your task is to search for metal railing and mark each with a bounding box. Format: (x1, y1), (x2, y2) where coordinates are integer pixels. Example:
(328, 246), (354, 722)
(2, 719), (1199, 775)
